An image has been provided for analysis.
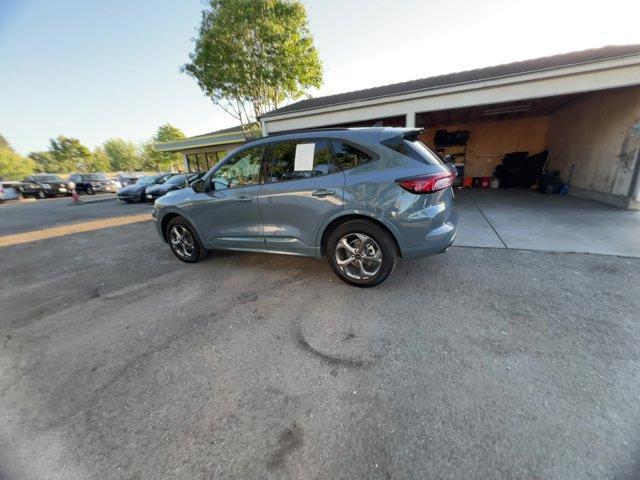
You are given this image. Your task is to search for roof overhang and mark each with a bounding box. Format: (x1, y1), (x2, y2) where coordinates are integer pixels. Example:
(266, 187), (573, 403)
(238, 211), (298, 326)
(156, 130), (246, 153)
(262, 53), (640, 133)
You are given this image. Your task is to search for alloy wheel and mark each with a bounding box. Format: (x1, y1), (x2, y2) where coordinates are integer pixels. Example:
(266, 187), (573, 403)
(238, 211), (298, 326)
(169, 224), (195, 259)
(334, 233), (382, 280)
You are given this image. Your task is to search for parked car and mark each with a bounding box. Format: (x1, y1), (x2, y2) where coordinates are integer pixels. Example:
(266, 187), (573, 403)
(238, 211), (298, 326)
(20, 174), (69, 198)
(68, 173), (119, 195)
(145, 172), (205, 201)
(117, 173), (142, 187)
(0, 181), (22, 202)
(116, 173), (175, 203)
(152, 127), (458, 287)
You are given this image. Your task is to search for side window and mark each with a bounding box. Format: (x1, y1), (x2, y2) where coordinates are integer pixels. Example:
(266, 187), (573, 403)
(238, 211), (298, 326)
(211, 146), (264, 189)
(268, 140), (338, 182)
(331, 141), (373, 170)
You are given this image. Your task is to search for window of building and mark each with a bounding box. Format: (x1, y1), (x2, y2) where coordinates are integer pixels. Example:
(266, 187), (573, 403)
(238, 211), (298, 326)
(267, 140), (338, 182)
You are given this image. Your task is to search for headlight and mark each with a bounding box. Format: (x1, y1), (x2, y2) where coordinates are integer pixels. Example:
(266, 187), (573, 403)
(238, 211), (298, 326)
(41, 183), (51, 189)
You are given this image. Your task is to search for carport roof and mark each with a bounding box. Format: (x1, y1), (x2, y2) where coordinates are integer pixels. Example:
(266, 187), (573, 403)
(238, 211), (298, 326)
(262, 44), (640, 118)
(155, 125), (246, 153)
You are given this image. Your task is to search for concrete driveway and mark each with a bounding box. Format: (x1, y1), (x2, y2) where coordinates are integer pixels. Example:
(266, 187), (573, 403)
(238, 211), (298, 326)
(1, 197), (640, 479)
(454, 189), (640, 257)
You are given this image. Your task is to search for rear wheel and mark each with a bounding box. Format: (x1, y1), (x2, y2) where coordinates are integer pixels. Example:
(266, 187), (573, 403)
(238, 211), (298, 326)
(166, 217), (207, 263)
(37, 190), (46, 199)
(86, 185), (95, 195)
(326, 220), (396, 287)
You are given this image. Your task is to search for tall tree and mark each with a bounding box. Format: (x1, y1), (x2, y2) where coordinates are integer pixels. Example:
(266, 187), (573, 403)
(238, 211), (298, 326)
(0, 136), (36, 180)
(48, 135), (93, 172)
(103, 138), (141, 172)
(89, 146), (112, 172)
(143, 124), (186, 171)
(183, 0), (322, 135)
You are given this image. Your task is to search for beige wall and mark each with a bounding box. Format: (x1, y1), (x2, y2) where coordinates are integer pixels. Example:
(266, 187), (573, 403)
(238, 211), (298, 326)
(419, 116), (550, 177)
(546, 86), (640, 196)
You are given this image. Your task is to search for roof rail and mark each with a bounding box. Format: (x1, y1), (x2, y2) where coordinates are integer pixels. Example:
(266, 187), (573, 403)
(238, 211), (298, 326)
(265, 127), (351, 137)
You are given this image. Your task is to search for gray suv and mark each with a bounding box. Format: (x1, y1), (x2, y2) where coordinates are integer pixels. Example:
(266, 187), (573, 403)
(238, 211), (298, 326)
(153, 127), (458, 286)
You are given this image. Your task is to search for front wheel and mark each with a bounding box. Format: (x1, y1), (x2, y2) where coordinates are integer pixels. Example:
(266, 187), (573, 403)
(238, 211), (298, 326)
(86, 186), (94, 195)
(166, 217), (207, 263)
(37, 190), (46, 199)
(326, 220), (396, 287)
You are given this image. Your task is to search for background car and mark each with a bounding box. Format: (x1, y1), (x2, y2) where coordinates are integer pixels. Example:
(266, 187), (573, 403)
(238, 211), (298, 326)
(69, 173), (119, 195)
(145, 172), (205, 201)
(0, 181), (22, 202)
(21, 174), (69, 198)
(117, 173), (142, 187)
(116, 173), (175, 203)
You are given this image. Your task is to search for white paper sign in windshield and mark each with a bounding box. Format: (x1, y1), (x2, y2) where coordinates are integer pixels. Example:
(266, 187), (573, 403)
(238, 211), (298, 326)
(294, 143), (315, 171)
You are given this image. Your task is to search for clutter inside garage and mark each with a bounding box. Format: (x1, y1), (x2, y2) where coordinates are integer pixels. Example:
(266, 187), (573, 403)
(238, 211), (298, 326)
(416, 85), (640, 206)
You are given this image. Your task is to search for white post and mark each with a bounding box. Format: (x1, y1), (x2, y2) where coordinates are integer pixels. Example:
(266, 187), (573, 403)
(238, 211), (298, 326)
(183, 153), (189, 172)
(261, 119), (268, 137)
(405, 112), (416, 128)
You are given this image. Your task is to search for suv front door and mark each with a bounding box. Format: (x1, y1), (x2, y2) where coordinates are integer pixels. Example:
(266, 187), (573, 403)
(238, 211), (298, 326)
(189, 145), (266, 251)
(259, 139), (345, 256)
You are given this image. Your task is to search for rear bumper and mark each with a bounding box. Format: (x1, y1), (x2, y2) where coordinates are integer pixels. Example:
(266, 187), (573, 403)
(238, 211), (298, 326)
(401, 211), (458, 259)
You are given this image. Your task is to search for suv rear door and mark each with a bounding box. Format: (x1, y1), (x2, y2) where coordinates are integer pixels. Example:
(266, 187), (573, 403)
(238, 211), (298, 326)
(259, 139), (345, 256)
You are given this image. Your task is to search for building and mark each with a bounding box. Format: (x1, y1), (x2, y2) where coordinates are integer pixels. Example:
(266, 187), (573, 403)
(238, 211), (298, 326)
(261, 44), (640, 209)
(155, 125), (248, 173)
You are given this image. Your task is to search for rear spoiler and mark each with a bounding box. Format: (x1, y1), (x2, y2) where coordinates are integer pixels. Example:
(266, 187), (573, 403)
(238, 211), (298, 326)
(377, 127), (425, 143)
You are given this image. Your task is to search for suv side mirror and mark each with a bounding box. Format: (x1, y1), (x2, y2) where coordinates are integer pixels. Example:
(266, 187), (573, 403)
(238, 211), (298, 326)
(191, 178), (207, 193)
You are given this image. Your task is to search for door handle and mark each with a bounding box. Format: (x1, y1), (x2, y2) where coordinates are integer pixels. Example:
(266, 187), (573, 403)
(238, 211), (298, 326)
(235, 195), (252, 202)
(311, 189), (335, 197)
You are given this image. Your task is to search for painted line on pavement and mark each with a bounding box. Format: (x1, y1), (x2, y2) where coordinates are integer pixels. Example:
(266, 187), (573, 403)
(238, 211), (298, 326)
(0, 214), (152, 248)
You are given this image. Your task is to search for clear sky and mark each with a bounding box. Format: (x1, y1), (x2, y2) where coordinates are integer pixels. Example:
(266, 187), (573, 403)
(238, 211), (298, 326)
(1, 0), (639, 155)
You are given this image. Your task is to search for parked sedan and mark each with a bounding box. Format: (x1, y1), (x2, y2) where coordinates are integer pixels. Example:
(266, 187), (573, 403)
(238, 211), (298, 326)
(0, 181), (22, 202)
(116, 173), (175, 203)
(117, 173), (142, 187)
(69, 173), (119, 195)
(21, 174), (69, 198)
(145, 172), (205, 201)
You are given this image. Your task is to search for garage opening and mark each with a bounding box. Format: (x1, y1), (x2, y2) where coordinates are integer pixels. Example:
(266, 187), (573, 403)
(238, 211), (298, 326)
(414, 85), (640, 207)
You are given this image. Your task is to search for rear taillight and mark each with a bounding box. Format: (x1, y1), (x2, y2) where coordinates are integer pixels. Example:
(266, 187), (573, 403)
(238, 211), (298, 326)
(395, 171), (455, 194)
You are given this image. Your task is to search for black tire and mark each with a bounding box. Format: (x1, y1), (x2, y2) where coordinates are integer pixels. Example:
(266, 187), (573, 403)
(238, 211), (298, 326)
(166, 217), (207, 263)
(86, 185), (95, 195)
(326, 219), (396, 287)
(37, 190), (46, 199)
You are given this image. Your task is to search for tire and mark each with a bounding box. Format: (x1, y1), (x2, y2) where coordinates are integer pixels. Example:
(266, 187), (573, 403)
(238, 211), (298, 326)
(166, 217), (207, 263)
(326, 219), (396, 287)
(37, 190), (46, 199)
(86, 185), (95, 195)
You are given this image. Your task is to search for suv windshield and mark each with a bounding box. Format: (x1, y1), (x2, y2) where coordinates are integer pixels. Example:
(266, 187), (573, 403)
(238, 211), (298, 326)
(85, 173), (109, 180)
(137, 176), (159, 185)
(35, 175), (64, 182)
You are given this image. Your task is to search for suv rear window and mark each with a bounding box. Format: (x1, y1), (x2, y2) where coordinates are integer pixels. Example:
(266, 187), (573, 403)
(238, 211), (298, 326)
(330, 141), (373, 170)
(267, 140), (338, 182)
(382, 137), (442, 165)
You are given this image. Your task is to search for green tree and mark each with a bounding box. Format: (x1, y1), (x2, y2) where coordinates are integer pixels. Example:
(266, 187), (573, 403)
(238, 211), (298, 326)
(89, 146), (112, 172)
(28, 151), (57, 173)
(0, 137), (36, 180)
(142, 124), (186, 171)
(38, 135), (94, 172)
(183, 0), (322, 135)
(103, 138), (141, 172)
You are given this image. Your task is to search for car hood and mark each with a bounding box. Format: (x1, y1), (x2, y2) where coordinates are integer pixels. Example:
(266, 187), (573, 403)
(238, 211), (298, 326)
(146, 184), (173, 194)
(119, 184), (145, 194)
(155, 187), (197, 208)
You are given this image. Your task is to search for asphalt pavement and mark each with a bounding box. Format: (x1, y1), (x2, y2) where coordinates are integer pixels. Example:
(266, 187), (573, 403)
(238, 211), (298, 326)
(0, 201), (639, 479)
(0, 194), (150, 235)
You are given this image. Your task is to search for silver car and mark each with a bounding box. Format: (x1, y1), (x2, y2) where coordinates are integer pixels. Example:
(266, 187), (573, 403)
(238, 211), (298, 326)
(153, 127), (458, 286)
